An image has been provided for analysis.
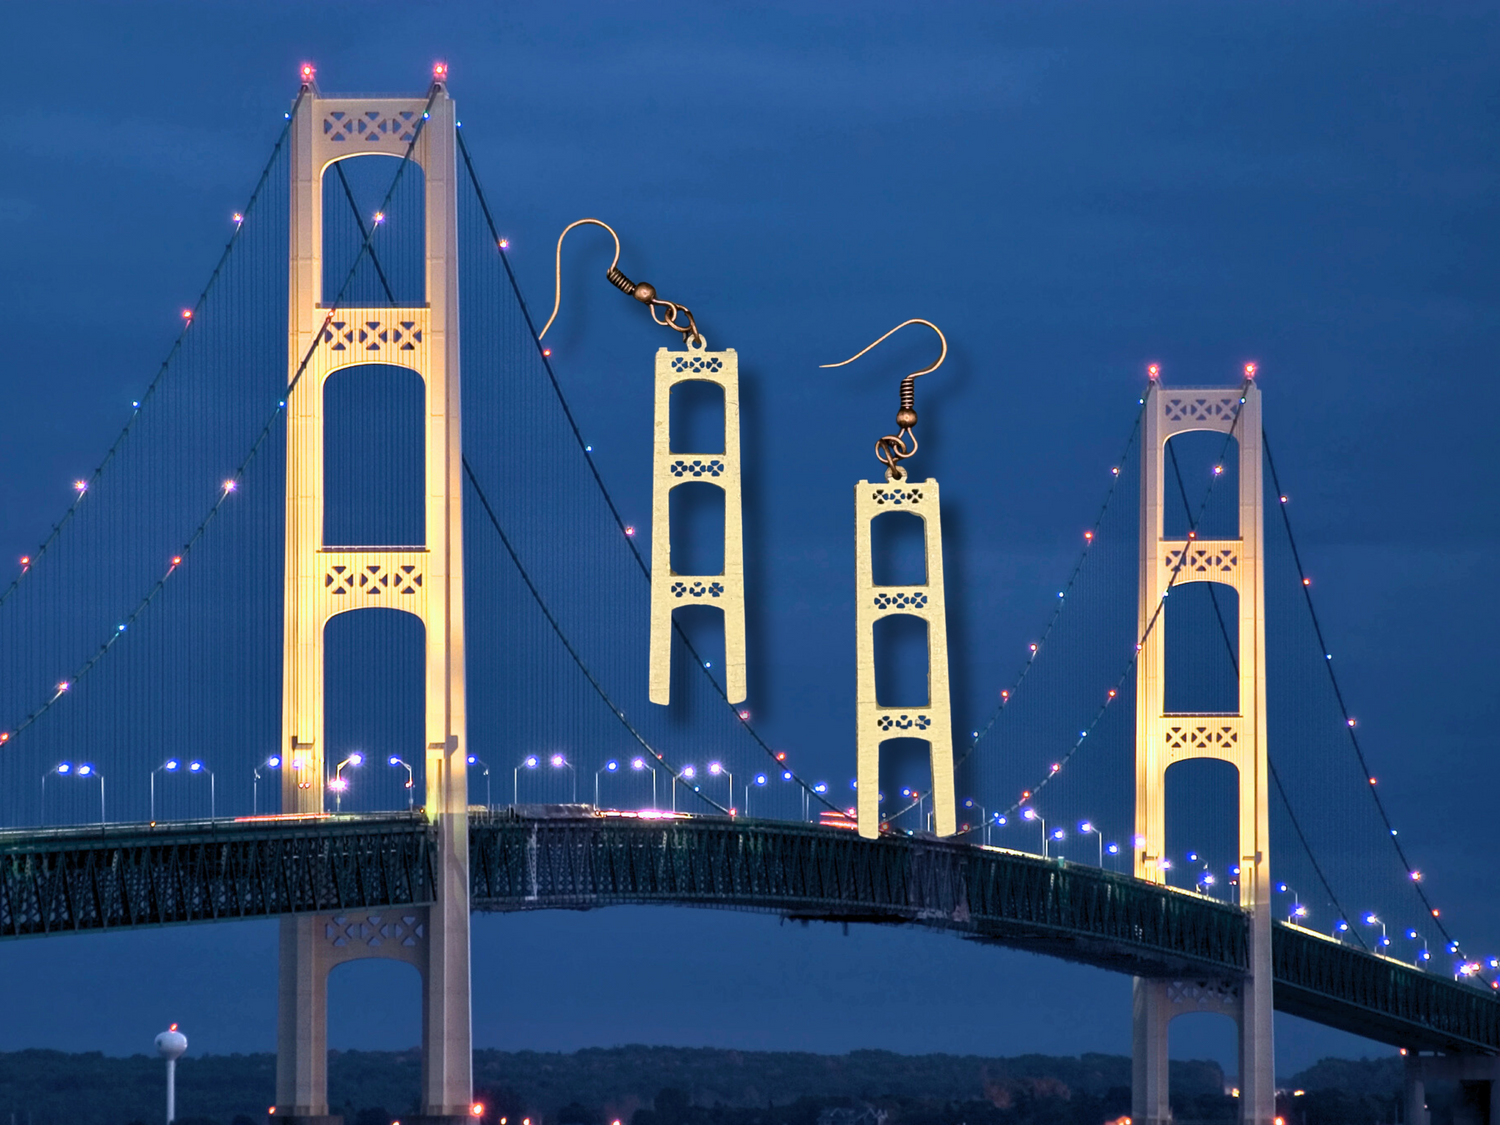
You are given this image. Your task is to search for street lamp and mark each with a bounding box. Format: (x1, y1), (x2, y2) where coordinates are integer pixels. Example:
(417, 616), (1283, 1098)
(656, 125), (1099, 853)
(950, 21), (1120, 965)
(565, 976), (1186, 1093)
(513, 754), (539, 804)
(1022, 808), (1047, 857)
(389, 757), (415, 810)
(188, 760), (216, 820)
(630, 755), (658, 809)
(150, 759), (181, 822)
(1406, 929), (1432, 967)
(77, 764), (105, 824)
(1363, 912), (1391, 952)
(746, 772), (767, 816)
(707, 761), (733, 813)
(899, 787), (927, 832)
(329, 752), (361, 814)
(1079, 821), (1103, 867)
(1275, 883), (1306, 923)
(673, 765), (697, 813)
(41, 762), (69, 826)
(550, 753), (576, 803)
(253, 756), (281, 815)
(467, 755), (491, 810)
(964, 799), (989, 845)
(1105, 841), (1121, 872)
(595, 760), (619, 808)
(812, 781), (829, 825)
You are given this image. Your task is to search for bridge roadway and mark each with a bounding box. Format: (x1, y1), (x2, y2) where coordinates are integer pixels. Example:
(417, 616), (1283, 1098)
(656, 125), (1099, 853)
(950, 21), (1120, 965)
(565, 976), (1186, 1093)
(3, 808), (1496, 1055)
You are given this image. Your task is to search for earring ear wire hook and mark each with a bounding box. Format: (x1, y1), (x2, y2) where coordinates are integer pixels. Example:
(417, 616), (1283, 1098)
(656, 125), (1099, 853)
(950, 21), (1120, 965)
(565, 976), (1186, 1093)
(820, 318), (947, 480)
(538, 217), (703, 347)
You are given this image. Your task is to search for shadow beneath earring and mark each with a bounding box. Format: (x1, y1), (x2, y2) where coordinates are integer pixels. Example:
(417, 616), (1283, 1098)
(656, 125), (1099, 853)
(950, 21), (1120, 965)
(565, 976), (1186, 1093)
(667, 603), (728, 736)
(738, 361), (773, 722)
(936, 501), (977, 800)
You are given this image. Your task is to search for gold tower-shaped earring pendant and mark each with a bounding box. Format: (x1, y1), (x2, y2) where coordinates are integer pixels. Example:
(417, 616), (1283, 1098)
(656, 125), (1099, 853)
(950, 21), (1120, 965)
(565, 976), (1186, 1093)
(853, 477), (955, 839)
(648, 342), (746, 705)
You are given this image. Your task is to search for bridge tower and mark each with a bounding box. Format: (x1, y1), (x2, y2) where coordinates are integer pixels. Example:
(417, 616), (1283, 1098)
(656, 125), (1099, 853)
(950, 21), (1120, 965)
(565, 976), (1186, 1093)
(275, 72), (471, 1125)
(1132, 378), (1273, 1125)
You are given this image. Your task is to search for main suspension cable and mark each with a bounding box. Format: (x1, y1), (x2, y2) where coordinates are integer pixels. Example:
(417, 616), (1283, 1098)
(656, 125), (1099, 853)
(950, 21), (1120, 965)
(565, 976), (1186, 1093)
(953, 400), (1144, 774)
(0, 90), (305, 616)
(1164, 441), (1365, 951)
(455, 128), (839, 817)
(1263, 430), (1454, 948)
(0, 86), (438, 749)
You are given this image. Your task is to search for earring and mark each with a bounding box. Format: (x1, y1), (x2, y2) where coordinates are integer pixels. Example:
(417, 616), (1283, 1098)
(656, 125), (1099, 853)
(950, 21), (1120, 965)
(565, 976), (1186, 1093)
(541, 219), (747, 706)
(822, 319), (956, 838)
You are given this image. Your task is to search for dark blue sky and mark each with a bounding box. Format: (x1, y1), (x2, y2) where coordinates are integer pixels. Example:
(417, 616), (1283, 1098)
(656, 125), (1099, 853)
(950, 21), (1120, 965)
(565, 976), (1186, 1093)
(1, 1), (1498, 1080)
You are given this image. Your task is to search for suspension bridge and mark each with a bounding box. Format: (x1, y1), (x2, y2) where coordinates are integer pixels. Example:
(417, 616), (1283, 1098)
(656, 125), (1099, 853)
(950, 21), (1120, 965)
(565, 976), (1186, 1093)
(0, 67), (1493, 1125)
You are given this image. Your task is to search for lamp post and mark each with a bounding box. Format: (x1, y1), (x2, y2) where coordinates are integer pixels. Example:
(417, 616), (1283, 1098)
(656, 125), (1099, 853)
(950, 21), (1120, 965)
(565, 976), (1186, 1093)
(707, 761), (733, 813)
(467, 755), (490, 810)
(595, 760), (619, 808)
(550, 753), (576, 803)
(1022, 807), (1047, 857)
(811, 781), (829, 823)
(389, 756), (415, 810)
(253, 756), (281, 815)
(673, 765), (697, 813)
(899, 787), (927, 832)
(514, 754), (538, 804)
(329, 752), (361, 814)
(1105, 841), (1121, 872)
(1406, 929), (1432, 968)
(963, 799), (989, 845)
(150, 759), (181, 822)
(1079, 821), (1103, 867)
(187, 760), (215, 820)
(630, 755), (657, 809)
(78, 763), (105, 824)
(1363, 912), (1391, 953)
(41, 761), (69, 825)
(1276, 882), (1305, 923)
(746, 772), (767, 816)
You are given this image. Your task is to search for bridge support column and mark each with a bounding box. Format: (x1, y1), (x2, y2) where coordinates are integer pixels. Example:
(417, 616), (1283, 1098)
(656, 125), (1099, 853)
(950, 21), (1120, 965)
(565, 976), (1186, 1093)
(1405, 1061), (1429, 1125)
(276, 907), (461, 1125)
(277, 916), (335, 1124)
(1132, 979), (1172, 1125)
(1404, 1054), (1500, 1125)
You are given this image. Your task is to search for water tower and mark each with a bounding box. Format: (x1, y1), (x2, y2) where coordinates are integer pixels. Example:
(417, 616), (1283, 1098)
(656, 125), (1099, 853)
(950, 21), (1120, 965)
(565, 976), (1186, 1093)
(154, 1024), (188, 1124)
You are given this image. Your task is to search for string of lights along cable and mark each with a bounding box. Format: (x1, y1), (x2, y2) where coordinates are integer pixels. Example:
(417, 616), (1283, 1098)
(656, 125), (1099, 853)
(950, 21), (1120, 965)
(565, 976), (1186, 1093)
(0, 63), (1493, 1001)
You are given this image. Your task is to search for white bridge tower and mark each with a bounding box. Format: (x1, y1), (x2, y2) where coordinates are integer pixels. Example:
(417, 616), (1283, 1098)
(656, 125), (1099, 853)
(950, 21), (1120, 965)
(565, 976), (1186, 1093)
(1133, 376), (1274, 1125)
(275, 68), (472, 1125)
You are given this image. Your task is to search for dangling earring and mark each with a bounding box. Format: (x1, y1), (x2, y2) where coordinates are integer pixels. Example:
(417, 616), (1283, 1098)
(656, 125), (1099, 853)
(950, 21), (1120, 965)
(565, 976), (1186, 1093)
(821, 320), (956, 839)
(540, 219), (747, 707)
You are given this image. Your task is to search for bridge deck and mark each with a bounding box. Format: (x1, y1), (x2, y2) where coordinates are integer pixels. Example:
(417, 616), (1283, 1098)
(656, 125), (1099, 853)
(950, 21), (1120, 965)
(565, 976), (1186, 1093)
(2, 811), (1495, 1054)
